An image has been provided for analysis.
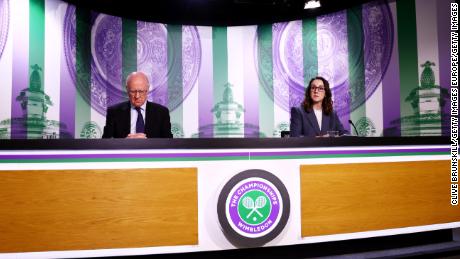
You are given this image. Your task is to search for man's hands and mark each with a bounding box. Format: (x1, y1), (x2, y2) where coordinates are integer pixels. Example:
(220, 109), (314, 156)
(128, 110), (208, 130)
(126, 133), (147, 139)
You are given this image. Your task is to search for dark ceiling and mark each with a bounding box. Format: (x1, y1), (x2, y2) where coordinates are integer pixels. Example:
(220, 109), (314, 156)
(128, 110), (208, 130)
(62, 0), (377, 26)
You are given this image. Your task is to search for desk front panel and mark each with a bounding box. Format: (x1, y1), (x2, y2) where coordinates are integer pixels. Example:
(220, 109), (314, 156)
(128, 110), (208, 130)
(0, 142), (454, 257)
(300, 160), (458, 237)
(0, 168), (198, 252)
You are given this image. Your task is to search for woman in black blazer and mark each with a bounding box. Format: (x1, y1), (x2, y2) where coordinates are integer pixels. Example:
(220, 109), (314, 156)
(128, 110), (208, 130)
(290, 76), (348, 137)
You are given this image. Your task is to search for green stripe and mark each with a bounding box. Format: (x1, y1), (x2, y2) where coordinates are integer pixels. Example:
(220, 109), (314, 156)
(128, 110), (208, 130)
(122, 18), (137, 93)
(302, 18), (318, 85)
(212, 27), (229, 136)
(75, 8), (92, 138)
(28, 0), (45, 138)
(258, 25), (274, 137)
(0, 152), (447, 164)
(347, 5), (366, 124)
(168, 25), (183, 137)
(29, 0), (45, 79)
(397, 0), (419, 136)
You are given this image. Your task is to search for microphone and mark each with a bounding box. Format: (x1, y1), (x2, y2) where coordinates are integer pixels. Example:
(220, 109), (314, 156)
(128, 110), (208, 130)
(348, 120), (359, 136)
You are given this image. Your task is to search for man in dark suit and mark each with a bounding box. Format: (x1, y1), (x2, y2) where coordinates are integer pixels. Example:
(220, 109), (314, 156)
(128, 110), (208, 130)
(102, 71), (173, 138)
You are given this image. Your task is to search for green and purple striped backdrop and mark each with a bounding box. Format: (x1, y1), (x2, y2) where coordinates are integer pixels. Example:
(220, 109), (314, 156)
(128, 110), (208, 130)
(0, 0), (453, 139)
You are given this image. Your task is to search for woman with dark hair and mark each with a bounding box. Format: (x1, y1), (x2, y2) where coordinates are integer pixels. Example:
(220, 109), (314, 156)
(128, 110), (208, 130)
(290, 76), (348, 137)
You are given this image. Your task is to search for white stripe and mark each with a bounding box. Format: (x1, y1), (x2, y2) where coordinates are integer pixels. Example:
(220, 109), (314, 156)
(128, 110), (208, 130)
(242, 25), (259, 136)
(180, 26), (199, 138)
(416, 0), (440, 86)
(0, 0), (12, 130)
(44, 0), (63, 124)
(273, 102), (290, 137)
(365, 82), (384, 136)
(182, 79), (198, 138)
(196, 26), (213, 137)
(227, 26), (246, 137)
(90, 15), (109, 139)
(9, 0), (29, 137)
(90, 107), (105, 139)
(415, 0), (441, 135)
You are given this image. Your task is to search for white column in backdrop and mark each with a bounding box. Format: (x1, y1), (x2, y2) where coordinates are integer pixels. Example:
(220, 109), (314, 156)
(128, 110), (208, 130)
(180, 26), (199, 138)
(0, 1), (13, 124)
(182, 73), (199, 138)
(273, 103), (290, 137)
(227, 26), (246, 135)
(196, 26), (214, 137)
(242, 25), (260, 134)
(44, 0), (64, 123)
(415, 0), (440, 85)
(10, 0), (29, 121)
(89, 14), (106, 137)
(415, 0), (441, 135)
(365, 83), (384, 136)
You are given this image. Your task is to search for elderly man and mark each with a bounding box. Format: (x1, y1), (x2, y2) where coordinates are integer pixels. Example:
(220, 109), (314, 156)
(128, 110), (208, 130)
(102, 71), (173, 138)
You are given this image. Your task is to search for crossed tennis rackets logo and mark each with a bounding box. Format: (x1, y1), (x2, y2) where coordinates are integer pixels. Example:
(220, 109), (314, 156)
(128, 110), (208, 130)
(242, 196), (267, 218)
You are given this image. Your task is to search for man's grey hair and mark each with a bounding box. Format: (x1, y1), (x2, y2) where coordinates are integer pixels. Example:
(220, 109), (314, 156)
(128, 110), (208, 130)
(125, 71), (150, 89)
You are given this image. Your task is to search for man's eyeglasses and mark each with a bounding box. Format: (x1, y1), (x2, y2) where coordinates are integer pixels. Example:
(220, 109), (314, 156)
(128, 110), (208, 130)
(128, 90), (148, 95)
(311, 86), (325, 92)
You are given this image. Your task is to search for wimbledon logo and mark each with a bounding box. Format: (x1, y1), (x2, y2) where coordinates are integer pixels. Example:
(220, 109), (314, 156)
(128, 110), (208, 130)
(217, 169), (290, 247)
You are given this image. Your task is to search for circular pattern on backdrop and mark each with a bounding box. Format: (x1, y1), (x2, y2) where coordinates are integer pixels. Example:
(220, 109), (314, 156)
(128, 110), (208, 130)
(217, 169), (290, 247)
(63, 6), (201, 115)
(256, 0), (393, 116)
(0, 0), (10, 61)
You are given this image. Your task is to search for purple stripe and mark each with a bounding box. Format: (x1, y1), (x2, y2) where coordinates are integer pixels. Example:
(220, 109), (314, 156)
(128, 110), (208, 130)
(198, 28), (213, 137)
(363, 2), (383, 114)
(337, 12), (351, 132)
(137, 22), (169, 107)
(60, 22), (76, 138)
(157, 25), (169, 107)
(0, 152), (250, 160)
(317, 11), (351, 131)
(244, 27), (260, 137)
(341, 82), (351, 131)
(98, 17), (124, 110)
(382, 2), (401, 136)
(10, 3), (29, 139)
(0, 147), (448, 161)
(288, 20), (303, 110)
(437, 0), (451, 136)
